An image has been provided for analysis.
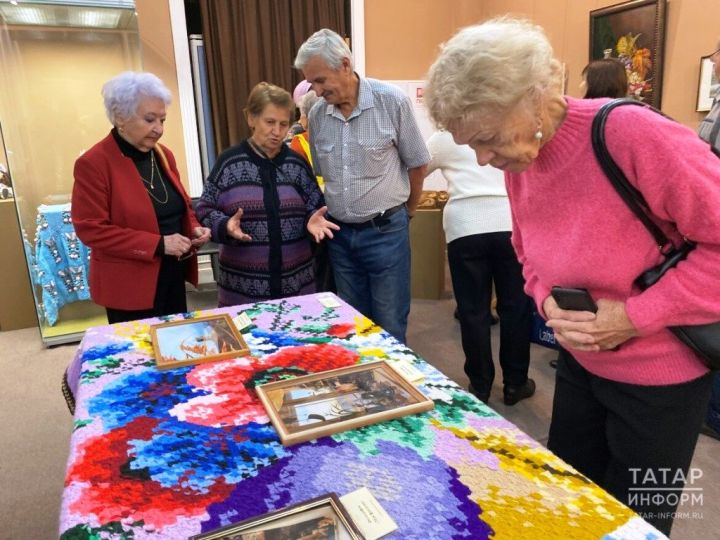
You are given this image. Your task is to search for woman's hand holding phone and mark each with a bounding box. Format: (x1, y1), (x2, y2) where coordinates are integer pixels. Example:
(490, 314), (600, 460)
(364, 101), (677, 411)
(544, 288), (638, 352)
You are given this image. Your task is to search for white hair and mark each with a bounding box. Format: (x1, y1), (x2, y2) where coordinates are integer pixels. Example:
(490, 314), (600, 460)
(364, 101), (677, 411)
(294, 28), (353, 71)
(101, 71), (172, 125)
(300, 90), (320, 116)
(425, 17), (562, 130)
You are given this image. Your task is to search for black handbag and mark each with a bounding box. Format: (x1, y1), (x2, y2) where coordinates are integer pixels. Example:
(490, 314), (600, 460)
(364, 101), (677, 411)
(591, 98), (720, 370)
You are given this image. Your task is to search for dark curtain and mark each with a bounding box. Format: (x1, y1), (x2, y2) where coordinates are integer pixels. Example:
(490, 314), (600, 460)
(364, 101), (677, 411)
(199, 0), (348, 153)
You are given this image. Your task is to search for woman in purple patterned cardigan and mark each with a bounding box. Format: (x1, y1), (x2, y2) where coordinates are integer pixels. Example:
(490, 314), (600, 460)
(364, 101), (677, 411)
(196, 82), (331, 306)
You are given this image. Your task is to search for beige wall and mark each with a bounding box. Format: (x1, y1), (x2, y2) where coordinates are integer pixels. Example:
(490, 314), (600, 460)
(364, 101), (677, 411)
(136, 0), (189, 187)
(364, 0), (720, 128)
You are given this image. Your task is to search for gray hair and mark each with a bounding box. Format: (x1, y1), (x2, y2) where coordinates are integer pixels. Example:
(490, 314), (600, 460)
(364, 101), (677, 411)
(294, 28), (353, 71)
(299, 90), (320, 116)
(425, 17), (561, 130)
(101, 71), (172, 125)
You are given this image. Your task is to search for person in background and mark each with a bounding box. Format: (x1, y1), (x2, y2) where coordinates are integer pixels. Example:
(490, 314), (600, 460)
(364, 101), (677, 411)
(697, 39), (720, 442)
(426, 130), (534, 405)
(289, 90), (323, 188)
(72, 71), (210, 324)
(286, 80), (312, 141)
(580, 58), (628, 99)
(294, 28), (430, 343)
(425, 17), (719, 536)
(289, 90), (335, 293)
(195, 82), (327, 306)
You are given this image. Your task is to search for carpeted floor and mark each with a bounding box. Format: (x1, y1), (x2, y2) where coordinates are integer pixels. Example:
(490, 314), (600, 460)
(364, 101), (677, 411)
(1, 285), (717, 539)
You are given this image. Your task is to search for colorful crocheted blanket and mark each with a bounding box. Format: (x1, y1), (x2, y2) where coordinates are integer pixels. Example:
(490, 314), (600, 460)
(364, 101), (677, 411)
(59, 294), (663, 539)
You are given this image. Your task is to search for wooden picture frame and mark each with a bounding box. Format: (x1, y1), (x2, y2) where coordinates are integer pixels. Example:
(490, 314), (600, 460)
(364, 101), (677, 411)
(190, 493), (365, 540)
(589, 0), (667, 108)
(150, 313), (250, 369)
(256, 360), (434, 446)
(697, 55), (718, 112)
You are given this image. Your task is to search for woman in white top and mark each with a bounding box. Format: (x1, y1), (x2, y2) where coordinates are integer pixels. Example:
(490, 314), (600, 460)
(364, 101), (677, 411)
(426, 130), (534, 405)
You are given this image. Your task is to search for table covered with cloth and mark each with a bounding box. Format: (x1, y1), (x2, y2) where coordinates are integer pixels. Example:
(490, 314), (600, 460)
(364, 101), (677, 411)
(59, 293), (663, 539)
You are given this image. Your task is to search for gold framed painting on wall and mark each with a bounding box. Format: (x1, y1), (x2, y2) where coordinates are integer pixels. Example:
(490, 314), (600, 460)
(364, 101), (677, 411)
(589, 0), (667, 107)
(256, 360), (434, 446)
(150, 313), (250, 369)
(697, 55), (719, 112)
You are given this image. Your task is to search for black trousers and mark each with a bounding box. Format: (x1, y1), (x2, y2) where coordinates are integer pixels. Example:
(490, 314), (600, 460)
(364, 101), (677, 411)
(447, 232), (533, 396)
(106, 256), (188, 324)
(549, 349), (713, 536)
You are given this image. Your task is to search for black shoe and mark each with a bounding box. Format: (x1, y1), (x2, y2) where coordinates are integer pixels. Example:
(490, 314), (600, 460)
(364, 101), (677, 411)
(503, 378), (536, 406)
(468, 383), (490, 403)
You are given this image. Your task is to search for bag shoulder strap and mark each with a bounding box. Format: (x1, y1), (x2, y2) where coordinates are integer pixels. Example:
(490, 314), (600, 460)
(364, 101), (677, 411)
(590, 98), (672, 249)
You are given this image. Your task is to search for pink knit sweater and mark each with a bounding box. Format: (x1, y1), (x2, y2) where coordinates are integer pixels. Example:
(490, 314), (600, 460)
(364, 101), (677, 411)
(506, 97), (720, 385)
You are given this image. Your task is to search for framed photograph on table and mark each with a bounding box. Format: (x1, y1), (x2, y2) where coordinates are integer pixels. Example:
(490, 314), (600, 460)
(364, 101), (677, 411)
(697, 55), (719, 112)
(150, 313), (250, 369)
(589, 0), (667, 107)
(257, 360), (434, 446)
(190, 493), (364, 539)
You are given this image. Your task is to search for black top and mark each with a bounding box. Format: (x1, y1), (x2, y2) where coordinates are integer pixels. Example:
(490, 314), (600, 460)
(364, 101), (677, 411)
(111, 128), (185, 240)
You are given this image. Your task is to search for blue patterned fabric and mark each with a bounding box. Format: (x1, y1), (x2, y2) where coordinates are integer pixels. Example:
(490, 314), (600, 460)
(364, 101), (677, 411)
(33, 203), (91, 325)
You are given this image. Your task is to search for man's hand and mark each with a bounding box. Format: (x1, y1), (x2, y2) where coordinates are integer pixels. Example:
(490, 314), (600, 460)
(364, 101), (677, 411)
(406, 164), (427, 220)
(307, 206), (340, 242)
(191, 226), (211, 248)
(163, 233), (192, 257)
(544, 295), (638, 352)
(226, 208), (252, 241)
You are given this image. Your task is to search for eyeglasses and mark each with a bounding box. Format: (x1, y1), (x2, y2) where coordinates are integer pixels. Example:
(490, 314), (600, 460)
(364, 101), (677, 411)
(178, 248), (197, 261)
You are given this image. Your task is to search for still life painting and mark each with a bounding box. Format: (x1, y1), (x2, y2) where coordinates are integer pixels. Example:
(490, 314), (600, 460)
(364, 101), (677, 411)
(590, 0), (666, 107)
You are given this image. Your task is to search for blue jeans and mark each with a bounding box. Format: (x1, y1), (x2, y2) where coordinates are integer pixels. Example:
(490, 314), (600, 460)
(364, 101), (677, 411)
(327, 207), (410, 342)
(707, 373), (720, 434)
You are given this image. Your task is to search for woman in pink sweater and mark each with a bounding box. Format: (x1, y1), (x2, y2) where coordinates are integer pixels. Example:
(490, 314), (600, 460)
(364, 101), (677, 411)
(425, 17), (718, 537)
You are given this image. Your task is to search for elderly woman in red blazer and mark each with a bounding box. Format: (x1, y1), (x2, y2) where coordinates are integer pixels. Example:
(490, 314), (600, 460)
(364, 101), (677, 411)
(72, 71), (210, 323)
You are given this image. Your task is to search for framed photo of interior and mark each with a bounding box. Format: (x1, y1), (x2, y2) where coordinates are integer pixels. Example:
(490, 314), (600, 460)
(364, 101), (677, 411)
(589, 0), (667, 108)
(150, 313), (250, 370)
(256, 360), (434, 446)
(189, 493), (365, 540)
(697, 55), (719, 112)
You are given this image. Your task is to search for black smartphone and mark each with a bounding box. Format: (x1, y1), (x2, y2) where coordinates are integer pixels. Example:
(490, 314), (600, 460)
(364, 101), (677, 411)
(551, 286), (598, 313)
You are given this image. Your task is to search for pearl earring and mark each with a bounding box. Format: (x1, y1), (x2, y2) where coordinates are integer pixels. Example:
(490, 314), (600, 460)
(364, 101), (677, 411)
(534, 130), (543, 140)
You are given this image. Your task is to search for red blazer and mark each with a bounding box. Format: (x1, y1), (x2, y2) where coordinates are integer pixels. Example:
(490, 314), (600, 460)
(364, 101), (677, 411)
(71, 132), (200, 310)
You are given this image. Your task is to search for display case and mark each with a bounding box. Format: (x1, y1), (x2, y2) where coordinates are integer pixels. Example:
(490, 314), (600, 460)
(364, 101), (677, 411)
(0, 0), (142, 344)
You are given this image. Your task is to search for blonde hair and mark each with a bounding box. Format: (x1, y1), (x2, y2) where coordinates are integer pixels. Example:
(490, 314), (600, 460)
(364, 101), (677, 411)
(425, 16), (562, 130)
(245, 82), (294, 118)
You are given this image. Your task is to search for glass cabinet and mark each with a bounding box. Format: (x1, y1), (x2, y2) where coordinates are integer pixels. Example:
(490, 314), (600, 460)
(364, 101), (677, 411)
(0, 0), (141, 344)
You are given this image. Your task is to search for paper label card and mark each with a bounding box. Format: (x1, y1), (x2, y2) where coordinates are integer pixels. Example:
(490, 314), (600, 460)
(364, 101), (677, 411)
(340, 487), (398, 540)
(387, 359), (425, 384)
(233, 312), (253, 332)
(317, 293), (342, 308)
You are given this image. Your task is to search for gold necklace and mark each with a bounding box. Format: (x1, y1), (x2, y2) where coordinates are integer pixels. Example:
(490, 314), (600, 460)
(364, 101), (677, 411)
(140, 151), (169, 204)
